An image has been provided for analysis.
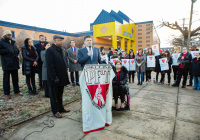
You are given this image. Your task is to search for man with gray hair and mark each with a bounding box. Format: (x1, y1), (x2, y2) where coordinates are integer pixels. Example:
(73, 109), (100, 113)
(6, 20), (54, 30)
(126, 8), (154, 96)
(0, 30), (23, 99)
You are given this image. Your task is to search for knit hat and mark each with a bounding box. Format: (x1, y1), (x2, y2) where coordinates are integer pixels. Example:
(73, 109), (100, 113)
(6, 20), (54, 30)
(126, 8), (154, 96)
(3, 30), (12, 37)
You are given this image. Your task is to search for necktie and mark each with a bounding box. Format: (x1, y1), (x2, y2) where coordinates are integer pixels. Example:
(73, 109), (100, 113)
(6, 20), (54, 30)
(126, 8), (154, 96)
(89, 46), (93, 61)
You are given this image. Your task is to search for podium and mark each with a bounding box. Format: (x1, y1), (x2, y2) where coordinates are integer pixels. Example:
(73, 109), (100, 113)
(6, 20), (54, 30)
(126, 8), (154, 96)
(79, 64), (115, 134)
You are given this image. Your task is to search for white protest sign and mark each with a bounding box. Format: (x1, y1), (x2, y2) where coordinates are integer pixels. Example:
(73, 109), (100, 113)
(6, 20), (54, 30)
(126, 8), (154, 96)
(147, 55), (155, 67)
(121, 59), (130, 71)
(172, 53), (180, 66)
(159, 58), (169, 71)
(129, 59), (136, 71)
(110, 58), (119, 66)
(101, 55), (108, 64)
(190, 51), (200, 59)
(152, 44), (159, 56)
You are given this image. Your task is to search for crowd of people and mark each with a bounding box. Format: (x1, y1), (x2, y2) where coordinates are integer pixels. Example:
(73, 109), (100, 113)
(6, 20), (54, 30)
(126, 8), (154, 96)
(0, 30), (200, 117)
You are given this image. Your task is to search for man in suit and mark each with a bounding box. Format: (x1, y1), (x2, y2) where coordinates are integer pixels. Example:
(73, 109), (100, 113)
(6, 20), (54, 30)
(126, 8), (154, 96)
(46, 35), (70, 118)
(34, 35), (46, 90)
(78, 35), (102, 69)
(67, 40), (82, 87)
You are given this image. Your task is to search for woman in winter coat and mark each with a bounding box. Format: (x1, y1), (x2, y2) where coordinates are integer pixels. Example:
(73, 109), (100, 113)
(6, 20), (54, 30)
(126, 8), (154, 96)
(41, 42), (51, 97)
(112, 60), (128, 110)
(128, 50), (135, 83)
(155, 50), (163, 84)
(135, 48), (146, 85)
(191, 52), (200, 90)
(21, 38), (39, 95)
(146, 48), (155, 85)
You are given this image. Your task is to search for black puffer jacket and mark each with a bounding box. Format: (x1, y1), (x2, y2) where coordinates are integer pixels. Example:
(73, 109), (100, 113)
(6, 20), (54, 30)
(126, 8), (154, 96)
(190, 58), (200, 77)
(0, 38), (19, 71)
(112, 66), (128, 85)
(21, 46), (39, 75)
(177, 53), (192, 69)
(155, 55), (162, 72)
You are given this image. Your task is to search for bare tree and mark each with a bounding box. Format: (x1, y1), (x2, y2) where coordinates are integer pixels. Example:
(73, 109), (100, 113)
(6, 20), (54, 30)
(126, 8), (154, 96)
(0, 27), (4, 38)
(160, 20), (200, 48)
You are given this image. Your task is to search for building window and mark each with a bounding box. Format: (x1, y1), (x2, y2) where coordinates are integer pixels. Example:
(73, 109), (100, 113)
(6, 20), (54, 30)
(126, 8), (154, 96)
(11, 31), (15, 39)
(138, 29), (142, 31)
(146, 44), (150, 47)
(138, 37), (142, 39)
(138, 25), (142, 27)
(146, 40), (150, 43)
(146, 32), (150, 34)
(146, 28), (150, 31)
(146, 24), (151, 26)
(138, 45), (142, 47)
(138, 41), (142, 43)
(146, 36), (150, 39)
(138, 33), (142, 35)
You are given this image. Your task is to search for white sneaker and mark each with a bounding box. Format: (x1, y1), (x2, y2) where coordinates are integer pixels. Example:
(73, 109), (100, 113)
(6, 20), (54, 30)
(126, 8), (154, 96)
(150, 81), (152, 85)
(146, 81), (149, 85)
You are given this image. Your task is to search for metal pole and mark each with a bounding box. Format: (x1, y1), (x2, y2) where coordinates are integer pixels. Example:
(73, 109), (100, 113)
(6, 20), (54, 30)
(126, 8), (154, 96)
(187, 0), (194, 49)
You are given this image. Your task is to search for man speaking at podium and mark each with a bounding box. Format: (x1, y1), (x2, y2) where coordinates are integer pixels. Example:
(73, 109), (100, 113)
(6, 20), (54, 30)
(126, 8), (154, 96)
(78, 36), (102, 68)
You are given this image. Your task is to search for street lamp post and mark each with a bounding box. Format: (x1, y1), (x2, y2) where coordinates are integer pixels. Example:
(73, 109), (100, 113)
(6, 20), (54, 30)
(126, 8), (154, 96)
(187, 0), (197, 49)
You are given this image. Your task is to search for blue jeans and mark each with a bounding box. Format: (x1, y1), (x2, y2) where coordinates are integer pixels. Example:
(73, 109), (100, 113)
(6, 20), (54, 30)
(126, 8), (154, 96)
(70, 71), (79, 84)
(193, 76), (200, 90)
(137, 69), (144, 83)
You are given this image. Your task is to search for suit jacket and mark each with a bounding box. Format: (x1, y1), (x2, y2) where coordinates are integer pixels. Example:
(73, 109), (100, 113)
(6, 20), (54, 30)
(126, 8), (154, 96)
(78, 47), (102, 69)
(46, 44), (70, 86)
(67, 47), (82, 72)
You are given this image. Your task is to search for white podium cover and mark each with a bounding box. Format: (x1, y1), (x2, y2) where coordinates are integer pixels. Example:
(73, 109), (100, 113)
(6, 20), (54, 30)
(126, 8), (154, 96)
(79, 64), (115, 134)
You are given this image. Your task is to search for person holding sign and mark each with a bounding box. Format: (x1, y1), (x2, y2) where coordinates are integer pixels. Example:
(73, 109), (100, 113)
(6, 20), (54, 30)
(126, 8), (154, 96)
(172, 47), (192, 88)
(128, 50), (135, 83)
(160, 51), (172, 86)
(190, 52), (200, 90)
(146, 48), (155, 85)
(172, 51), (180, 85)
(112, 60), (128, 110)
(155, 50), (163, 84)
(135, 48), (146, 85)
(100, 48), (108, 64)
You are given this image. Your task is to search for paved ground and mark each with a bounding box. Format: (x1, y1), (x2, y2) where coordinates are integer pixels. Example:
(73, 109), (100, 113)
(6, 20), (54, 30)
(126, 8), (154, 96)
(5, 74), (200, 140)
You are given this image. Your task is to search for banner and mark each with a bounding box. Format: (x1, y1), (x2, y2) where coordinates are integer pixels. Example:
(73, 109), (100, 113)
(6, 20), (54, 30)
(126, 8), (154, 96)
(101, 55), (108, 64)
(159, 58), (169, 71)
(129, 59), (136, 71)
(110, 58), (119, 65)
(190, 51), (200, 59)
(152, 44), (159, 56)
(80, 64), (115, 134)
(172, 53), (180, 66)
(121, 59), (130, 71)
(147, 55), (155, 67)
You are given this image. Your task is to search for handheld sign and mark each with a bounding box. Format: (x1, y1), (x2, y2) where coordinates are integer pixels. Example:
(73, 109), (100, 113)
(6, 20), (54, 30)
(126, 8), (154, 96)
(152, 44), (159, 56)
(159, 58), (169, 71)
(172, 53), (180, 66)
(129, 59), (136, 71)
(147, 55), (155, 67)
(101, 55), (108, 64)
(190, 51), (200, 59)
(122, 59), (130, 71)
(110, 58), (119, 66)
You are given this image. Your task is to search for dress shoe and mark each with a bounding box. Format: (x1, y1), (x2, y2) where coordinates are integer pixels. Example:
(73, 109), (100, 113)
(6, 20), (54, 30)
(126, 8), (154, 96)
(54, 112), (62, 118)
(76, 83), (80, 86)
(61, 109), (70, 113)
(187, 84), (192, 86)
(14, 92), (23, 96)
(182, 85), (186, 88)
(140, 82), (143, 85)
(33, 89), (38, 95)
(37, 87), (44, 90)
(72, 83), (75, 87)
(5, 95), (11, 99)
(137, 82), (140, 85)
(172, 84), (179, 87)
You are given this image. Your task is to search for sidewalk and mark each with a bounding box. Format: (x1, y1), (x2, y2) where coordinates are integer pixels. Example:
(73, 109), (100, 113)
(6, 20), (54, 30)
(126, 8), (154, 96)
(7, 74), (200, 140)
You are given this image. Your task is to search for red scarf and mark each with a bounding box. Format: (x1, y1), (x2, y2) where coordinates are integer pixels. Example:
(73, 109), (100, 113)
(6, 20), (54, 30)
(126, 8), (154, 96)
(117, 70), (121, 82)
(180, 53), (187, 68)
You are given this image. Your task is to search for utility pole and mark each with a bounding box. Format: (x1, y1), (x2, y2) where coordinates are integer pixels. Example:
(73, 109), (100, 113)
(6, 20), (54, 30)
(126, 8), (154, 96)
(187, 0), (197, 49)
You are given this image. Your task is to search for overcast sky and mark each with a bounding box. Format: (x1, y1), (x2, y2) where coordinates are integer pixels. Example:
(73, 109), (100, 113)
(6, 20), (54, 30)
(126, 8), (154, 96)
(0, 0), (199, 48)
